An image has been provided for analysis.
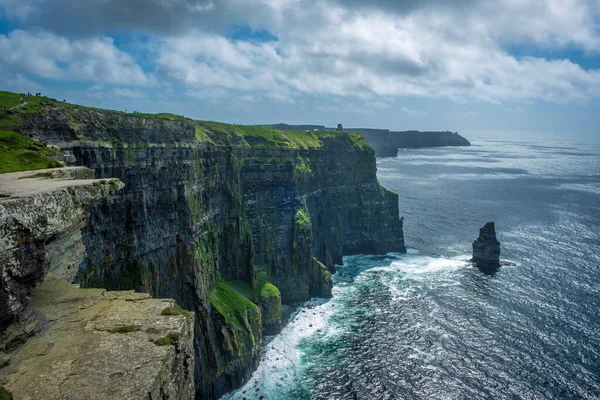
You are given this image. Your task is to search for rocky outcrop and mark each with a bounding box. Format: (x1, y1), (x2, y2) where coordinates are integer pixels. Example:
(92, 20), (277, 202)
(0, 167), (123, 332)
(0, 275), (194, 400)
(472, 222), (501, 268)
(5, 98), (406, 398)
(354, 128), (471, 157)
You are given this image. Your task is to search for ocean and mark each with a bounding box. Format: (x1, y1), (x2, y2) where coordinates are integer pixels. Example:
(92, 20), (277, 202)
(224, 138), (600, 399)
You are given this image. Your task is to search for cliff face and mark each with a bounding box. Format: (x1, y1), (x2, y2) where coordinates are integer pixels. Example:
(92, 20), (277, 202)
(0, 167), (194, 400)
(260, 124), (471, 157)
(6, 101), (405, 398)
(354, 128), (471, 157)
(0, 167), (123, 331)
(1, 276), (195, 400)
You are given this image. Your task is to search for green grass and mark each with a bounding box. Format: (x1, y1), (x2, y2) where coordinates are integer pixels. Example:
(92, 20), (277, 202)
(225, 278), (280, 303)
(195, 120), (369, 150)
(295, 208), (312, 228)
(161, 305), (193, 318)
(0, 91), (63, 115)
(132, 112), (190, 122)
(109, 325), (141, 334)
(153, 332), (180, 346)
(209, 282), (260, 326)
(0, 130), (62, 173)
(0, 90), (373, 152)
(0, 387), (11, 400)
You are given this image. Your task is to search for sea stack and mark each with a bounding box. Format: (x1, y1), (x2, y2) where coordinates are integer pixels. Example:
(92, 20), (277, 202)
(472, 222), (501, 268)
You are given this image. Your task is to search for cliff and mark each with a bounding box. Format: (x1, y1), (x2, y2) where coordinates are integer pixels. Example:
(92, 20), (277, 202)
(0, 167), (194, 399)
(0, 91), (405, 398)
(0, 276), (195, 400)
(354, 128), (471, 157)
(0, 167), (123, 330)
(261, 124), (471, 157)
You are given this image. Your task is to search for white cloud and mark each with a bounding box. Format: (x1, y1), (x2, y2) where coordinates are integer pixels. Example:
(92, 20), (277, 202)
(401, 107), (427, 117)
(152, 1), (600, 104)
(111, 88), (145, 98)
(1, 0), (600, 106)
(0, 30), (151, 85)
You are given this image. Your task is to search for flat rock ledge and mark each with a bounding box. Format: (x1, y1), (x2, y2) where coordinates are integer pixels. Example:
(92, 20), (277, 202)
(0, 275), (194, 400)
(0, 167), (124, 331)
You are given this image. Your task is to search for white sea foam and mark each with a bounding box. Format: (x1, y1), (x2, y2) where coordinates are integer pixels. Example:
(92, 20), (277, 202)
(223, 253), (471, 399)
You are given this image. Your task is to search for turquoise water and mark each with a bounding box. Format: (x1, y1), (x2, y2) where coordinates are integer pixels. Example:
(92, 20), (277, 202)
(225, 138), (600, 399)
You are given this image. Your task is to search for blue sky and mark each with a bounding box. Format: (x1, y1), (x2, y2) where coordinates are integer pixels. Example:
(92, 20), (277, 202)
(0, 0), (599, 142)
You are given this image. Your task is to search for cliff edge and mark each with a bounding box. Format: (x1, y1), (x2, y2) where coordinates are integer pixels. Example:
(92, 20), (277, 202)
(0, 91), (405, 398)
(261, 124), (471, 157)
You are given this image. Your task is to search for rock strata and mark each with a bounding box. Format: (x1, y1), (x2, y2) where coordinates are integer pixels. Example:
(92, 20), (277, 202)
(1, 92), (406, 397)
(472, 222), (501, 268)
(0, 275), (195, 400)
(0, 167), (123, 332)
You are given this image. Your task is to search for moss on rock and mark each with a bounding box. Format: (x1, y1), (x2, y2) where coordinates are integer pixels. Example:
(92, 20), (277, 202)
(161, 305), (193, 318)
(153, 332), (180, 346)
(0, 387), (12, 400)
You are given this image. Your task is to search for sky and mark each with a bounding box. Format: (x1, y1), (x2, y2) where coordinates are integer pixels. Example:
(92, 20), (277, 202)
(0, 0), (599, 142)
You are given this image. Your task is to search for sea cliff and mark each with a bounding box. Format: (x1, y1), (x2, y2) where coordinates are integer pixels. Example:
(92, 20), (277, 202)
(0, 92), (405, 398)
(263, 124), (471, 157)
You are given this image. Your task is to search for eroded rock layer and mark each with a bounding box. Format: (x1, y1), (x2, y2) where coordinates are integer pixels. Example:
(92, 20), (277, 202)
(0, 275), (194, 400)
(0, 167), (123, 331)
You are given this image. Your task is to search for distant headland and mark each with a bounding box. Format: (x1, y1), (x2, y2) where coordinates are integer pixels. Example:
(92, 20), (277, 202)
(262, 124), (471, 157)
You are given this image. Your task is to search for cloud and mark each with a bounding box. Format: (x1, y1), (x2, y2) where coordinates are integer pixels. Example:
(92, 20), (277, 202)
(0, 0), (291, 36)
(152, 2), (600, 104)
(1, 0), (599, 106)
(111, 88), (145, 98)
(0, 30), (151, 85)
(401, 107), (427, 117)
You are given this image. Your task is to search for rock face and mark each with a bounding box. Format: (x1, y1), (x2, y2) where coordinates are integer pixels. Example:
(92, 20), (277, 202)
(0, 275), (195, 400)
(4, 99), (406, 398)
(0, 167), (123, 332)
(0, 167), (194, 399)
(472, 222), (501, 268)
(355, 129), (471, 157)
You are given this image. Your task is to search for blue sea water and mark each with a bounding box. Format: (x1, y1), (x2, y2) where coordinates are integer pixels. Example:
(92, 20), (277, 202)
(224, 138), (600, 400)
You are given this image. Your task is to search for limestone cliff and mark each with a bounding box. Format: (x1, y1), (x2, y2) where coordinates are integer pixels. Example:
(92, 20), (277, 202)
(0, 166), (194, 399)
(261, 124), (471, 157)
(0, 92), (405, 398)
(0, 167), (123, 331)
(0, 276), (195, 400)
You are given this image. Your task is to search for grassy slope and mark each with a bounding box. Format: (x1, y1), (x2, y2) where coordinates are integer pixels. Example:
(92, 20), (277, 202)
(0, 130), (62, 173)
(196, 120), (371, 150)
(0, 92), (65, 173)
(0, 89), (372, 174)
(209, 282), (260, 326)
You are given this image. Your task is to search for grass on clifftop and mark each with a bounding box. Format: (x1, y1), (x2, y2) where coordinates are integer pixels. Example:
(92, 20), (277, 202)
(195, 120), (370, 150)
(0, 89), (372, 152)
(0, 130), (62, 173)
